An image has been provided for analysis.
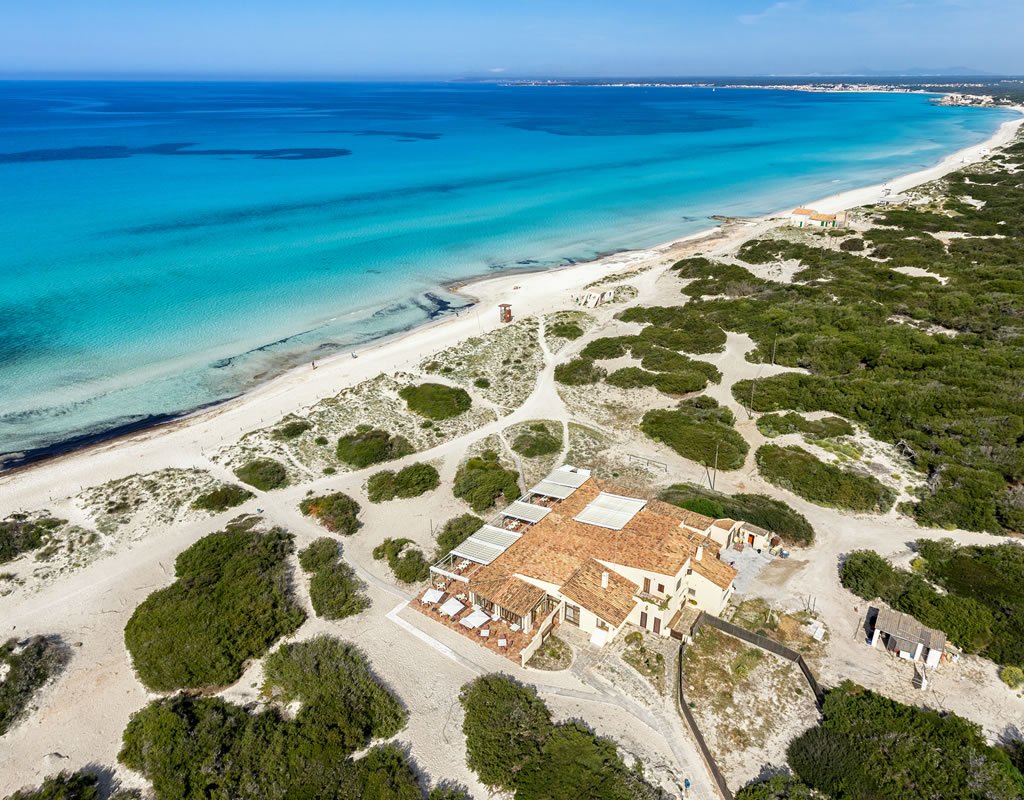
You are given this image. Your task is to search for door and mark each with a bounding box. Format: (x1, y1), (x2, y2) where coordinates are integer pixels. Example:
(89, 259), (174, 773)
(642, 577), (651, 593)
(565, 604), (580, 626)
(748, 534), (755, 545)
(653, 618), (661, 635)
(640, 611), (648, 629)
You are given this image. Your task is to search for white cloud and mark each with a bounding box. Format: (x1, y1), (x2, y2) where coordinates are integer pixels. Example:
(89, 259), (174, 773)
(488, 67), (506, 73)
(739, 1), (800, 25)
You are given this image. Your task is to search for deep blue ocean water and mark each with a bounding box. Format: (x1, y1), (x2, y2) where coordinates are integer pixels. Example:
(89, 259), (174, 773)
(0, 81), (1014, 463)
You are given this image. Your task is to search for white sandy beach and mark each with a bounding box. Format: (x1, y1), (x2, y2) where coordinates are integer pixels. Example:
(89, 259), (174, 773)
(1, 107), (1022, 798)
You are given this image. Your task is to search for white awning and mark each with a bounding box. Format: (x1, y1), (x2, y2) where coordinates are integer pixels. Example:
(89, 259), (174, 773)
(421, 588), (444, 604)
(546, 467), (590, 488)
(529, 479), (577, 500)
(439, 597), (464, 617)
(459, 609), (491, 629)
(574, 492), (647, 530)
(473, 525), (522, 548)
(501, 500), (551, 524)
(451, 538), (506, 566)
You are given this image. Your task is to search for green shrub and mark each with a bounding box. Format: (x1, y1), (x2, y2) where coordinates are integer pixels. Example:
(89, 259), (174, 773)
(336, 425), (414, 468)
(548, 321), (584, 340)
(434, 514), (485, 559)
(3, 771), (101, 800)
(512, 425), (562, 458)
(0, 635), (71, 735)
(756, 444), (895, 512)
(1001, 666), (1024, 688)
(453, 452), (521, 512)
(787, 681), (1024, 799)
(473, 377), (491, 389)
(372, 538), (430, 584)
(839, 237), (865, 252)
(299, 492), (362, 535)
(756, 412), (854, 439)
(119, 635), (413, 800)
(299, 538), (369, 619)
(671, 257), (768, 299)
(273, 418), (312, 440)
(191, 484), (254, 512)
(460, 674), (665, 799)
(315, 435), (329, 445)
(234, 458), (289, 491)
(553, 357), (606, 385)
(618, 305), (727, 353)
(123, 527), (305, 691)
(661, 483), (815, 545)
(1, 515), (65, 564)
(641, 396), (749, 470)
(367, 463), (440, 503)
(398, 383), (472, 420)
(734, 774), (820, 800)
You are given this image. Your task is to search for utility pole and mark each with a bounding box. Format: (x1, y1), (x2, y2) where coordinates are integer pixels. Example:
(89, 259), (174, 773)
(712, 439), (720, 491)
(771, 332), (778, 366)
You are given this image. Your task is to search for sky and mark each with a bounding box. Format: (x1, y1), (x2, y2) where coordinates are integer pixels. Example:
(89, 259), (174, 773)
(1, 0), (1022, 80)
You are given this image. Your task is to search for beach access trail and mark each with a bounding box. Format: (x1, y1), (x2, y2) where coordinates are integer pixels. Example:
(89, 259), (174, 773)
(1, 109), (1023, 798)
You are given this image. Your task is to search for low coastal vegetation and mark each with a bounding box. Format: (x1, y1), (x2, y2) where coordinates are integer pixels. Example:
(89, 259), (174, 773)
(755, 412), (854, 440)
(661, 483), (815, 545)
(336, 425), (415, 468)
(190, 483), (253, 512)
(366, 462), (440, 503)
(1, 514), (66, 564)
(553, 357), (606, 386)
(617, 306), (727, 354)
(123, 523), (305, 691)
(453, 450), (521, 512)
(434, 514), (484, 559)
(511, 423), (562, 458)
(641, 396), (748, 470)
(737, 680), (1024, 799)
(576, 334), (722, 396)
(272, 417), (312, 440)
(2, 772), (140, 800)
(234, 458), (289, 491)
(299, 491), (362, 535)
(299, 538), (369, 619)
(372, 538), (430, 584)
(1, 635), (71, 736)
(399, 382), (472, 420)
(756, 444), (895, 513)
(841, 540), (1024, 665)
(460, 674), (668, 799)
(119, 635), (453, 799)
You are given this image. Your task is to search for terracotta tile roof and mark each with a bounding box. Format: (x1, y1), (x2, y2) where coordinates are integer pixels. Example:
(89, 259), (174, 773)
(792, 207), (814, 215)
(712, 518), (736, 530)
(560, 559), (639, 628)
(690, 552), (737, 589)
(470, 573), (546, 617)
(810, 213), (837, 221)
(667, 506), (716, 531)
(469, 480), (702, 601)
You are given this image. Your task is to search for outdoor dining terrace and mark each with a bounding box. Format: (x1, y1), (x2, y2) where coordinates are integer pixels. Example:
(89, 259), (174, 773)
(411, 585), (539, 663)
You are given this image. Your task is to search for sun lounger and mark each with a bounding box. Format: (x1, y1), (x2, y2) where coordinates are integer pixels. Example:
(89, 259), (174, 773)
(460, 609), (490, 630)
(510, 623), (521, 632)
(497, 638), (508, 648)
(421, 588), (444, 605)
(438, 597), (465, 618)
(480, 630), (490, 637)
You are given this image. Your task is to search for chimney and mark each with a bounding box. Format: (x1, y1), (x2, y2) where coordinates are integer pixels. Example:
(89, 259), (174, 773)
(601, 571), (609, 589)
(695, 545), (704, 562)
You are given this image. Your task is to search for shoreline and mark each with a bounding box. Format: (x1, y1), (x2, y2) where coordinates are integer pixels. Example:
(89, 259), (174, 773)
(1, 107), (1021, 482)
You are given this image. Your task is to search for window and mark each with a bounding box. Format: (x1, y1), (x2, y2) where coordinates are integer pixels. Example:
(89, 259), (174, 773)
(687, 588), (696, 596)
(686, 568), (693, 576)
(676, 578), (682, 592)
(657, 583), (665, 594)
(499, 607), (521, 626)
(478, 598), (494, 613)
(565, 604), (580, 626)
(596, 619), (609, 631)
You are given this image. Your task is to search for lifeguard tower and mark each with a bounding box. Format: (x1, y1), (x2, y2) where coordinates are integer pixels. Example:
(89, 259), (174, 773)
(498, 303), (513, 323)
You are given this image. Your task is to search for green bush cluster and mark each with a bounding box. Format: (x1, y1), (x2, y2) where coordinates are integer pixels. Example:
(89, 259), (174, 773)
(191, 483), (253, 512)
(366, 463), (440, 503)
(661, 482), (815, 545)
(434, 514), (484, 560)
(781, 681), (1024, 799)
(234, 458), (289, 491)
(2, 773), (140, 800)
(118, 635), (437, 800)
(547, 321), (584, 339)
(336, 425), (414, 468)
(460, 674), (666, 799)
(756, 444), (895, 513)
(299, 492), (362, 535)
(553, 357), (606, 385)
(671, 257), (768, 299)
(453, 450), (521, 512)
(1, 515), (65, 564)
(299, 538), (369, 619)
(1, 635), (70, 735)
(123, 526), (305, 691)
(273, 418), (312, 440)
(372, 538), (430, 584)
(684, 149), (1024, 532)
(617, 305), (728, 353)
(735, 774), (821, 800)
(756, 412), (853, 439)
(640, 396), (749, 470)
(398, 382), (472, 420)
(511, 423), (562, 458)
(576, 334), (721, 396)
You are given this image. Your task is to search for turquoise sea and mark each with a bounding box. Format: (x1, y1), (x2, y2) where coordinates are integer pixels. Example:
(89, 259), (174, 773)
(0, 82), (1014, 465)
